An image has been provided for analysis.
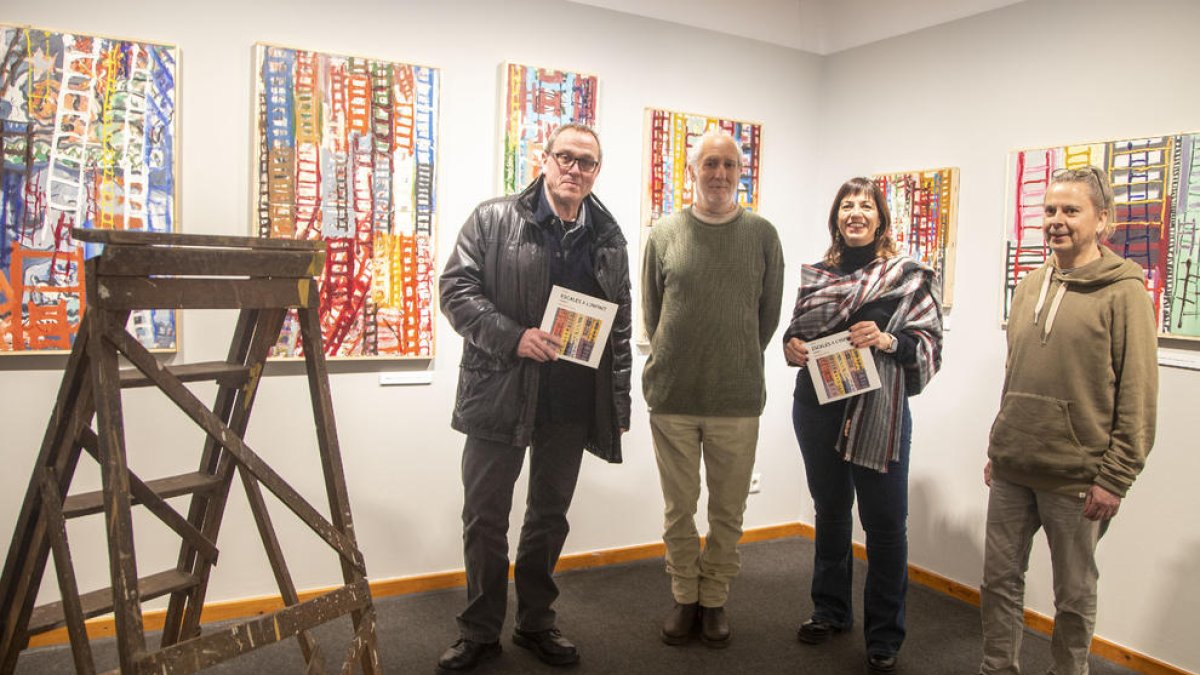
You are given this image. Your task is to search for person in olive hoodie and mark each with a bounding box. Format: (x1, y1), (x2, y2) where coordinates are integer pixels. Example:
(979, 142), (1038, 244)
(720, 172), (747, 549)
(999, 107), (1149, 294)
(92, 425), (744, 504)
(980, 166), (1158, 675)
(438, 124), (632, 672)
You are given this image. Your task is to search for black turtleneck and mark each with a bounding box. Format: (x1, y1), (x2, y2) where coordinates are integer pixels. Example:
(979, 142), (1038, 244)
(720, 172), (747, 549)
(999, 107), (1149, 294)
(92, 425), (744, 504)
(838, 242), (876, 273)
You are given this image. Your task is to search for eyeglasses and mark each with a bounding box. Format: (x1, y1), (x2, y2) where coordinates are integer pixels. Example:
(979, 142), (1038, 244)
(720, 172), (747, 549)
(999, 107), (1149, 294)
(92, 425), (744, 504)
(550, 151), (600, 174)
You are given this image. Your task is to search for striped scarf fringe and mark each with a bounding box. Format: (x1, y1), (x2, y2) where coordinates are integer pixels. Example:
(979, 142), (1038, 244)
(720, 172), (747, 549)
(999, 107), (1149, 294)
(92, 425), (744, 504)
(788, 255), (943, 472)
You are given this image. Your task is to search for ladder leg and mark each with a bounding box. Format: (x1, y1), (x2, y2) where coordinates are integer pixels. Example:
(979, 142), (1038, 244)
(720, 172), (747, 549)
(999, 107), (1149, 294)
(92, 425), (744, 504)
(38, 468), (97, 675)
(163, 308), (288, 647)
(238, 466), (326, 672)
(298, 307), (380, 674)
(89, 310), (147, 672)
(338, 611), (379, 675)
(161, 308), (261, 645)
(0, 316), (95, 673)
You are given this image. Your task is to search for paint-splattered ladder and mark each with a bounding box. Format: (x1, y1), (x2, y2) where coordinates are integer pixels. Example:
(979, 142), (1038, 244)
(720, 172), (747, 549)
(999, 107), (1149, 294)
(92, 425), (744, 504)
(0, 229), (381, 674)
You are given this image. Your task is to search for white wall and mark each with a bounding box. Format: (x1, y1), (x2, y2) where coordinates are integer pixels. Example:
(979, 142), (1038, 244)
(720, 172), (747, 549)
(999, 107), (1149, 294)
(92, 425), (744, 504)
(2, 0), (1197, 671)
(0, 0), (819, 634)
(816, 0), (1200, 670)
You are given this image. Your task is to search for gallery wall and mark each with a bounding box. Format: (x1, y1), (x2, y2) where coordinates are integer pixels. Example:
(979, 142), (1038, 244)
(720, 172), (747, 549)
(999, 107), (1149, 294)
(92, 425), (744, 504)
(815, 0), (1200, 670)
(0, 0), (820, 638)
(1, 0), (1197, 672)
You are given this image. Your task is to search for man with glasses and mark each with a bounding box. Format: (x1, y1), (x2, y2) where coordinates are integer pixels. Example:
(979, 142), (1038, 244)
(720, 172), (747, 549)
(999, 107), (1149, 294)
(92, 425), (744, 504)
(642, 130), (784, 649)
(438, 123), (631, 671)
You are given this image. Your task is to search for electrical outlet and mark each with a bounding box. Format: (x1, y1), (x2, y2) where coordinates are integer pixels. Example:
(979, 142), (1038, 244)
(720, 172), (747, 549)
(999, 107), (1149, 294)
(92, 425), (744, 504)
(749, 473), (762, 494)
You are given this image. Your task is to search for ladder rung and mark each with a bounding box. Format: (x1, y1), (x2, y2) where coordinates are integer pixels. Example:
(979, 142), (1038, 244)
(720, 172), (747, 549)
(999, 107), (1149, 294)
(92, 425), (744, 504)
(26, 569), (200, 636)
(119, 361), (251, 389)
(62, 471), (223, 518)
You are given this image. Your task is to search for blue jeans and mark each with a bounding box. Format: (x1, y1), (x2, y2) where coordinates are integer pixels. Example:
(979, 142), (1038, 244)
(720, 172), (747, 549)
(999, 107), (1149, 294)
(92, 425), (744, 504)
(792, 395), (912, 658)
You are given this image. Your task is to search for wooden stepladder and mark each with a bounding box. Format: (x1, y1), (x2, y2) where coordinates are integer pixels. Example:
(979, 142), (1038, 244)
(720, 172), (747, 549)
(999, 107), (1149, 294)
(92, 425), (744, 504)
(0, 230), (381, 674)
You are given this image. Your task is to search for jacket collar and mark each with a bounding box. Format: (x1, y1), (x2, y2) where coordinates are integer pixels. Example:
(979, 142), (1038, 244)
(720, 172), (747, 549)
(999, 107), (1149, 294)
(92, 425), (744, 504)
(516, 176), (624, 246)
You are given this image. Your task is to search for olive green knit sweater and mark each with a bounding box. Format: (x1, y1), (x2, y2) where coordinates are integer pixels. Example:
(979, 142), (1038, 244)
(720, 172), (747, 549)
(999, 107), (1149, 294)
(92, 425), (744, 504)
(641, 207), (785, 416)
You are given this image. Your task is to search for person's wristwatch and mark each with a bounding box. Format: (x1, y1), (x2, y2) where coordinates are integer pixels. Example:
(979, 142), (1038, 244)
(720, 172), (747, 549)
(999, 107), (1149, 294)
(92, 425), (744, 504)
(881, 332), (898, 354)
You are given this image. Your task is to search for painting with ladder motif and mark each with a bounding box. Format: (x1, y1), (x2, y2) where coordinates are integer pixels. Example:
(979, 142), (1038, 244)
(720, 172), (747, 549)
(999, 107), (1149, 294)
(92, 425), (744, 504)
(1005, 134), (1200, 337)
(500, 62), (597, 195)
(638, 108), (762, 341)
(872, 168), (959, 309)
(641, 108), (761, 228)
(254, 43), (439, 358)
(1, 24), (178, 354)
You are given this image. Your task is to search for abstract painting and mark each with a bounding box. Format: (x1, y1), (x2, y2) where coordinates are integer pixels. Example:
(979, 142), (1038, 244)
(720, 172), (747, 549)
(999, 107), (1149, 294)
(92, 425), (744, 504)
(1005, 133), (1200, 337)
(1169, 134), (1200, 337)
(255, 44), (438, 358)
(642, 108), (762, 227)
(501, 63), (597, 195)
(872, 168), (959, 308)
(1, 24), (177, 354)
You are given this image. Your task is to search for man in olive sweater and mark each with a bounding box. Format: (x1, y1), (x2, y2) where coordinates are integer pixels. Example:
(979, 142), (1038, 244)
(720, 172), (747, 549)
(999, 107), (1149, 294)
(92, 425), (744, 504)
(642, 130), (784, 649)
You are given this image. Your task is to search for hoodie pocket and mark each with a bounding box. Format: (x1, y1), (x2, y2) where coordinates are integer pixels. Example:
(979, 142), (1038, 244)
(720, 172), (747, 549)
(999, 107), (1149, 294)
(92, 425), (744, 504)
(988, 392), (1091, 479)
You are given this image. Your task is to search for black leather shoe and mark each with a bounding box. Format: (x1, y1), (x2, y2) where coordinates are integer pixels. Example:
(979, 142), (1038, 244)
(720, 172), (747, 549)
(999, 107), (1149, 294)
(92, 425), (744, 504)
(797, 618), (841, 644)
(512, 627), (579, 666)
(867, 653), (898, 673)
(436, 638), (501, 671)
(700, 606), (731, 648)
(661, 602), (699, 645)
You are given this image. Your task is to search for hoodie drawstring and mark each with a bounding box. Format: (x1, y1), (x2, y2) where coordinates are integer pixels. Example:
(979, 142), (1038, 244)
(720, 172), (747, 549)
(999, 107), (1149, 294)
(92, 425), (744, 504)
(1032, 270), (1067, 343)
(1033, 269), (1053, 325)
(1043, 282), (1066, 343)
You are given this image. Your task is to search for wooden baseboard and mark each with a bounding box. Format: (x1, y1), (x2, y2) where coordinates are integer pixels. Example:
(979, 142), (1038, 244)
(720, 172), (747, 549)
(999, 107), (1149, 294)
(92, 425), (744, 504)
(903, 560), (1188, 675)
(24, 522), (1189, 674)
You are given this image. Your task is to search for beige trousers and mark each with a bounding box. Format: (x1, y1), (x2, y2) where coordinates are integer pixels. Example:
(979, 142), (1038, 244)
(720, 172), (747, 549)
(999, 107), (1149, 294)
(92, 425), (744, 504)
(650, 413), (759, 608)
(980, 477), (1109, 675)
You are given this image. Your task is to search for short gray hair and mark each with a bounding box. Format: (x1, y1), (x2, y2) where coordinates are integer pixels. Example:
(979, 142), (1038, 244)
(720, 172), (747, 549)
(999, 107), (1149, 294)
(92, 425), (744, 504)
(686, 130), (743, 170)
(545, 123), (602, 162)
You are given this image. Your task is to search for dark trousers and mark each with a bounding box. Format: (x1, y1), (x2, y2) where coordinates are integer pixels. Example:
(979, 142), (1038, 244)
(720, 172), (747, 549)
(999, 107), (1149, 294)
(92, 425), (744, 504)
(456, 422), (587, 643)
(792, 396), (912, 658)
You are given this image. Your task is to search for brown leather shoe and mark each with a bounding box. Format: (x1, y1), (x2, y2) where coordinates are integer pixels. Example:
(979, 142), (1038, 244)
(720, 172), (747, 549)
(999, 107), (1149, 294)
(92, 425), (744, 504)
(700, 606), (731, 648)
(660, 602), (699, 645)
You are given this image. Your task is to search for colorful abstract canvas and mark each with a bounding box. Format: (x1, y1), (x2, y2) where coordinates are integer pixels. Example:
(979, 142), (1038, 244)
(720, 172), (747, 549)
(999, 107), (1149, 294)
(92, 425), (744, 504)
(1169, 134), (1200, 337)
(1005, 133), (1200, 337)
(501, 63), (597, 195)
(642, 108), (762, 226)
(872, 168), (959, 308)
(1, 25), (177, 354)
(255, 44), (438, 358)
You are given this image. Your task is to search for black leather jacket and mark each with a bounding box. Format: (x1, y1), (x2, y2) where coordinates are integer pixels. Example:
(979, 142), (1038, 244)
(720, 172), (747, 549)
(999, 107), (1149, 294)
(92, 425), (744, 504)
(440, 177), (632, 462)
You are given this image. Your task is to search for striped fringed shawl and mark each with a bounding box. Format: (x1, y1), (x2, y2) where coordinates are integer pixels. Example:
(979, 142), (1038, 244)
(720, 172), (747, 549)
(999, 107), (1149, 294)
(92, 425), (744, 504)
(788, 255), (943, 472)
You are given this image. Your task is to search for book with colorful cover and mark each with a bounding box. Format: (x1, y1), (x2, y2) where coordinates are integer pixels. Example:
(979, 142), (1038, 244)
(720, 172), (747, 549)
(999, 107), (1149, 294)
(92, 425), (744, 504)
(539, 286), (618, 369)
(807, 330), (881, 404)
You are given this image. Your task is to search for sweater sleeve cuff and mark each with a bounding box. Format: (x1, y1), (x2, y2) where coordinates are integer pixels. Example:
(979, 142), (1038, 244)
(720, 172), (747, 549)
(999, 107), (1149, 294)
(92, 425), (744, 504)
(1093, 473), (1130, 499)
(892, 332), (918, 364)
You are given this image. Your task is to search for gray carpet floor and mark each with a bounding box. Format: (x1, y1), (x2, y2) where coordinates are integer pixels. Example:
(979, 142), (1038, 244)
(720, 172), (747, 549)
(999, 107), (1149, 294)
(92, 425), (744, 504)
(13, 536), (1138, 674)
